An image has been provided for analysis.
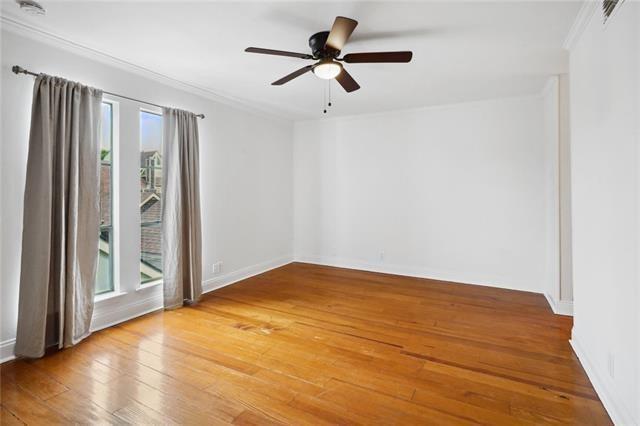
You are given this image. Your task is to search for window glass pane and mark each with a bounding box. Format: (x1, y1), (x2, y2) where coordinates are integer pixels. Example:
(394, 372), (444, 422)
(140, 111), (163, 284)
(100, 103), (112, 162)
(96, 229), (112, 294)
(97, 102), (114, 295)
(99, 162), (112, 227)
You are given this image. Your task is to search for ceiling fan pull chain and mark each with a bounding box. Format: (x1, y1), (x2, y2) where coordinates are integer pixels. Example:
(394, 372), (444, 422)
(328, 81), (332, 107)
(323, 81), (328, 114)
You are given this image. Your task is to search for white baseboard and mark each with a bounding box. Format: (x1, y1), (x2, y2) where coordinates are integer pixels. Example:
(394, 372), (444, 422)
(203, 255), (293, 293)
(294, 255), (542, 293)
(1, 339), (16, 364)
(570, 329), (637, 426)
(544, 293), (574, 316)
(90, 294), (164, 333)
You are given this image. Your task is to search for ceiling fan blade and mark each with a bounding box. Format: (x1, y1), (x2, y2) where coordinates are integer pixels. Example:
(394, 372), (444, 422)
(271, 65), (315, 85)
(343, 51), (413, 63)
(245, 47), (313, 60)
(335, 68), (360, 93)
(325, 16), (358, 52)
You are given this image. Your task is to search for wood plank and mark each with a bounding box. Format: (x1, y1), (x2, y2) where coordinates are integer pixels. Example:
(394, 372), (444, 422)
(43, 390), (123, 425)
(1, 406), (26, 426)
(1, 361), (68, 401)
(232, 410), (283, 426)
(0, 379), (70, 425)
(112, 400), (175, 425)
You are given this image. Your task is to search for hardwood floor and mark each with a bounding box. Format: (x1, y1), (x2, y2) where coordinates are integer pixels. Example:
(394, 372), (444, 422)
(1, 262), (610, 425)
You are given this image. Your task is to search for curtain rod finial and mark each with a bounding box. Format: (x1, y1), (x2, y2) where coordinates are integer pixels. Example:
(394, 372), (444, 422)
(12, 65), (26, 75)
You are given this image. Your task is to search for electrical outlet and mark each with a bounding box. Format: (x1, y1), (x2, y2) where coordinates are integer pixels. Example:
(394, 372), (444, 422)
(212, 261), (223, 275)
(607, 353), (615, 378)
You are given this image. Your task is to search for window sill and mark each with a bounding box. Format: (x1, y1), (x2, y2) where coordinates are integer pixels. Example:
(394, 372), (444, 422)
(137, 280), (163, 292)
(94, 290), (127, 303)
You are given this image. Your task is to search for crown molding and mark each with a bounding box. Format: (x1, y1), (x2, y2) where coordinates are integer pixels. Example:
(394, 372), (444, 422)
(0, 14), (298, 123)
(563, 1), (599, 51)
(295, 92), (544, 125)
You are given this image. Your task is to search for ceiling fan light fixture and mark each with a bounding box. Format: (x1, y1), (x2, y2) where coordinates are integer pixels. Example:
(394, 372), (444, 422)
(313, 60), (342, 80)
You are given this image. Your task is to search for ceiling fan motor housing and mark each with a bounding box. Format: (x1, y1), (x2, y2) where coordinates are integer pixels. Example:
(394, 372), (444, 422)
(309, 31), (337, 58)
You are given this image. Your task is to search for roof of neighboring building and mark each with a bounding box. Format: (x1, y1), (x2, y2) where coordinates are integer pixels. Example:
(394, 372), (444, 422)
(100, 151), (163, 273)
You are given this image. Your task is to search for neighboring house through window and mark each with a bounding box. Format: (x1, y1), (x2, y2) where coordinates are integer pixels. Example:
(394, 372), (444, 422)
(139, 110), (163, 284)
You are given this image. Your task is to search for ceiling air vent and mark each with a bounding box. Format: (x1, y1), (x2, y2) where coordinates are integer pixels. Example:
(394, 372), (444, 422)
(603, 0), (623, 23)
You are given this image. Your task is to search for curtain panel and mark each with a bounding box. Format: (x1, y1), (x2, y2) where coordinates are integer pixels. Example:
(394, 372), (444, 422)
(15, 75), (103, 358)
(162, 108), (203, 309)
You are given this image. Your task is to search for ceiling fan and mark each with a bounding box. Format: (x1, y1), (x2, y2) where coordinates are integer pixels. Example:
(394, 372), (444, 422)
(245, 16), (413, 93)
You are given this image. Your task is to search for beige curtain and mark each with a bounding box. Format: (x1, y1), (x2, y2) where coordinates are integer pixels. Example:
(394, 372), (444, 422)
(15, 75), (103, 358)
(162, 108), (202, 308)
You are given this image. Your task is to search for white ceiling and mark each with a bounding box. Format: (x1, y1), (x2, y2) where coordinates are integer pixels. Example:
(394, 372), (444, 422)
(1, 1), (580, 120)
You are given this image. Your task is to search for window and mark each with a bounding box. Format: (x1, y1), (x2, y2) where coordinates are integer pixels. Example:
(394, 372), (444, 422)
(140, 111), (163, 284)
(94, 103), (163, 297)
(96, 102), (114, 295)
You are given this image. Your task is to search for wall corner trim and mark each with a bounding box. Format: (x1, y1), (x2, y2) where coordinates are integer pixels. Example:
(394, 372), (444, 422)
(570, 330), (638, 426)
(563, 1), (598, 51)
(544, 293), (573, 316)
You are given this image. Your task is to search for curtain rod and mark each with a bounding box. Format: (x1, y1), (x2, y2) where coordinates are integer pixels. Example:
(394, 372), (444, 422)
(12, 65), (205, 119)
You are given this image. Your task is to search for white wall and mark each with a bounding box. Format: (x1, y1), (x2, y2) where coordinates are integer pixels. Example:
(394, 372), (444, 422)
(0, 29), (294, 359)
(294, 95), (555, 293)
(568, 2), (639, 425)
